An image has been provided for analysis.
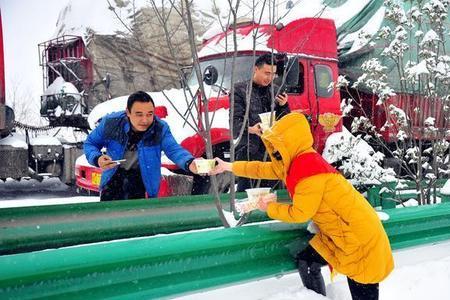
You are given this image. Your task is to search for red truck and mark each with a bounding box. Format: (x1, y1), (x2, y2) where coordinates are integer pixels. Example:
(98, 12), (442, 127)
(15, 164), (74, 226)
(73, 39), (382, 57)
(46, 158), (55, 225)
(75, 17), (343, 196)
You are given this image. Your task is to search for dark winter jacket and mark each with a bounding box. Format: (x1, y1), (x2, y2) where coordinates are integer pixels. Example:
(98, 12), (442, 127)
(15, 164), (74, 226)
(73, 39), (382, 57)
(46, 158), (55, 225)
(84, 111), (194, 197)
(232, 81), (290, 160)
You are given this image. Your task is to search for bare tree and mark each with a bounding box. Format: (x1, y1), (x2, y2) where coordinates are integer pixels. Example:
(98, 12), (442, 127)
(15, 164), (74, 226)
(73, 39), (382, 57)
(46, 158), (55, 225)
(6, 79), (42, 126)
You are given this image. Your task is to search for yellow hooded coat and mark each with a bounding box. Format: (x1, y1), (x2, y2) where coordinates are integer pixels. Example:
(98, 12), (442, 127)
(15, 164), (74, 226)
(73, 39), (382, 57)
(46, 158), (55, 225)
(232, 112), (394, 284)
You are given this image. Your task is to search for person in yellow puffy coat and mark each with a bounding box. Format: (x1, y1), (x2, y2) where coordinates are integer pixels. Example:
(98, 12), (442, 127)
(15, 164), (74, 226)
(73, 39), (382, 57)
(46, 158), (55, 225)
(211, 112), (394, 300)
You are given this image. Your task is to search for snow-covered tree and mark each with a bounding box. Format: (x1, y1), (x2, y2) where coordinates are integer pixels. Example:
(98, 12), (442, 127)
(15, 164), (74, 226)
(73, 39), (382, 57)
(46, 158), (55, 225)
(333, 0), (450, 205)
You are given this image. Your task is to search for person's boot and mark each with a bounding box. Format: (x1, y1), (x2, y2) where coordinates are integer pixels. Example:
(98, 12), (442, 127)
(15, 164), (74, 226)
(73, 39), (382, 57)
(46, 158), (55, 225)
(298, 260), (327, 296)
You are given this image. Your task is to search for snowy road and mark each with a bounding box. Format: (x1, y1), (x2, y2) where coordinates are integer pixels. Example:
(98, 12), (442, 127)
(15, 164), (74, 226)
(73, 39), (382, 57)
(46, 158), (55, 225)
(0, 177), (97, 205)
(176, 240), (450, 300)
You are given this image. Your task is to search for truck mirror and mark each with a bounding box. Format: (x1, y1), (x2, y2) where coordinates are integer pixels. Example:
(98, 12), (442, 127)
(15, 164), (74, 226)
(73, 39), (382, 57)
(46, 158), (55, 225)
(203, 65), (218, 86)
(274, 57), (300, 94)
(285, 57), (299, 86)
(275, 53), (288, 77)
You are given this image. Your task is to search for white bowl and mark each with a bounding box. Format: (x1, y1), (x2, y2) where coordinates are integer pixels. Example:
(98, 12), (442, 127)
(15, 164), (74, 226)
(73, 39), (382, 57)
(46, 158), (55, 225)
(258, 112), (275, 130)
(245, 187), (271, 202)
(194, 159), (215, 174)
(235, 198), (257, 215)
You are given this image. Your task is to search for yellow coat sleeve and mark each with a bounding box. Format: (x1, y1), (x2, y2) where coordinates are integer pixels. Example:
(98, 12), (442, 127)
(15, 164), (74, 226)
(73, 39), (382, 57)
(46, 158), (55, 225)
(267, 175), (326, 223)
(232, 161), (280, 180)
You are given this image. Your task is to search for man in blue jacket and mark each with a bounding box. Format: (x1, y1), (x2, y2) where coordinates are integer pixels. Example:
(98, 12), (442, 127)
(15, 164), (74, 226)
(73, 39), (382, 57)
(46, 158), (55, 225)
(84, 91), (198, 201)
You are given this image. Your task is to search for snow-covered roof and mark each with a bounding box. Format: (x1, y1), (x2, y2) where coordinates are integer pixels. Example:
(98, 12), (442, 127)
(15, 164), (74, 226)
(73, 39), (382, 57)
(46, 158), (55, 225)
(337, 6), (385, 54)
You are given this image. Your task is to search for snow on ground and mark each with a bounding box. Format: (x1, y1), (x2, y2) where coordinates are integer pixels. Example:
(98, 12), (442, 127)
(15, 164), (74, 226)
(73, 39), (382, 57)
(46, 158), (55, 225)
(0, 194), (98, 208)
(0, 177), (98, 206)
(176, 240), (450, 300)
(0, 177), (70, 193)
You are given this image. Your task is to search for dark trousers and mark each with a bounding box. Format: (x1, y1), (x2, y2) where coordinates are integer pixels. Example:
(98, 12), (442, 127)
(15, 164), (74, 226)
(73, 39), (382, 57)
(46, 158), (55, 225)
(296, 245), (379, 300)
(100, 168), (146, 201)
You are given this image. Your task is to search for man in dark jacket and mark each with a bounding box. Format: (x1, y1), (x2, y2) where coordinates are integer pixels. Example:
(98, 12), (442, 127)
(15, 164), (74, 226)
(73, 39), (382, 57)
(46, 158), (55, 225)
(84, 91), (198, 201)
(233, 53), (290, 192)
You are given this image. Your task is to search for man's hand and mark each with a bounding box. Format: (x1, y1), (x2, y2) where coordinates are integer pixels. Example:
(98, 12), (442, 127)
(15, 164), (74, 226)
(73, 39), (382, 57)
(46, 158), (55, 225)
(188, 159), (198, 174)
(210, 157), (232, 175)
(98, 155), (117, 170)
(248, 123), (263, 136)
(257, 193), (277, 211)
(276, 92), (288, 106)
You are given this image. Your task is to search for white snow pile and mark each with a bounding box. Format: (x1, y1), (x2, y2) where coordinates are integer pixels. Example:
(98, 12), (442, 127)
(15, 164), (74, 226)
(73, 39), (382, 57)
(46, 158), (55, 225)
(322, 127), (397, 186)
(0, 134), (28, 149)
(442, 180), (450, 195)
(29, 136), (62, 146)
(43, 76), (80, 97)
(406, 60), (430, 78)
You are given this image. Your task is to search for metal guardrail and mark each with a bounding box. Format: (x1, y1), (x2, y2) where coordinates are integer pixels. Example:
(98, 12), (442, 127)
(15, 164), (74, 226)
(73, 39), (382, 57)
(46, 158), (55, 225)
(0, 191), (288, 255)
(366, 179), (449, 209)
(2, 202), (450, 299)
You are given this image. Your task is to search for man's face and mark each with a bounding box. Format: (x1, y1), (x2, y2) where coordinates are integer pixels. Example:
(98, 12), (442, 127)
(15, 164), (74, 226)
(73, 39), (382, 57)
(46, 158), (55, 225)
(253, 63), (277, 86)
(126, 101), (155, 132)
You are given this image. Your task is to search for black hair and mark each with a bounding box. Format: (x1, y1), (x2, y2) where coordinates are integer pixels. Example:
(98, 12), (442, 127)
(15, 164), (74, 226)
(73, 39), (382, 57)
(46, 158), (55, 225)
(255, 53), (276, 68)
(272, 150), (283, 161)
(127, 91), (154, 111)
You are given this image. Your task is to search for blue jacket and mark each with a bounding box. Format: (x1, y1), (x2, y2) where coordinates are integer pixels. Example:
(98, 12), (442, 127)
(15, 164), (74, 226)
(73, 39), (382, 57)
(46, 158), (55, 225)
(84, 111), (194, 197)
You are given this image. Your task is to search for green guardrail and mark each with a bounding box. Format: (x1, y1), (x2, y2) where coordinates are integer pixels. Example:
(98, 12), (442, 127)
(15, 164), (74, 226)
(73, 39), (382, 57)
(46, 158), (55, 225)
(1, 202), (450, 299)
(366, 179), (450, 209)
(0, 191), (291, 255)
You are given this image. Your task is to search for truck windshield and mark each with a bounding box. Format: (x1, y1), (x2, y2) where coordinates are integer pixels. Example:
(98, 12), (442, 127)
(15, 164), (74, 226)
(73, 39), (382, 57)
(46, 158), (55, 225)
(187, 56), (255, 90)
